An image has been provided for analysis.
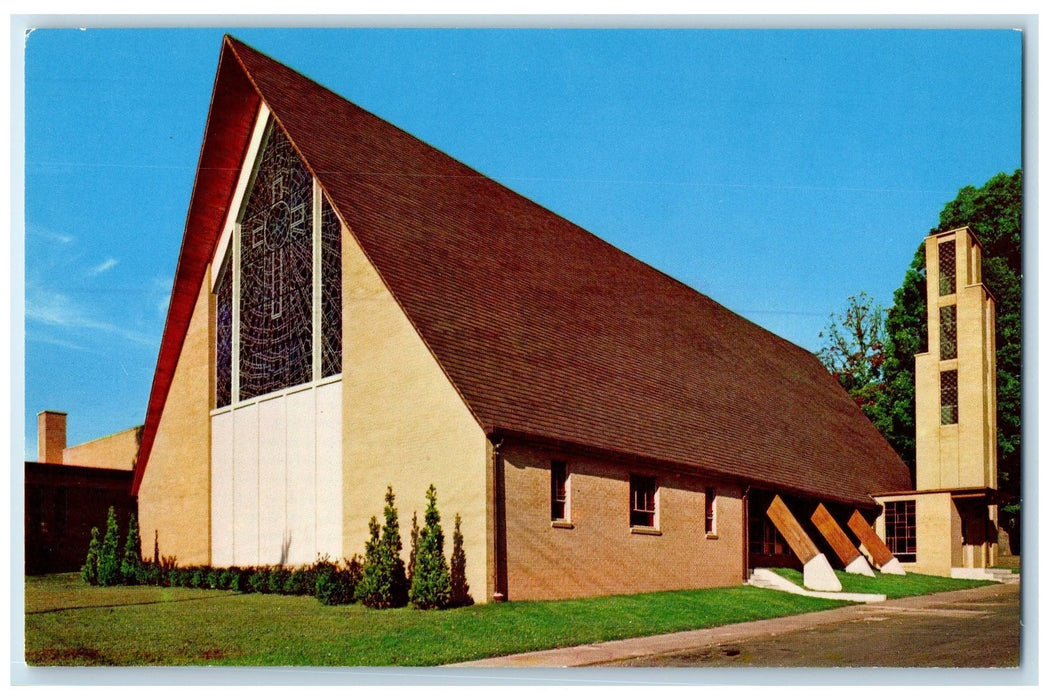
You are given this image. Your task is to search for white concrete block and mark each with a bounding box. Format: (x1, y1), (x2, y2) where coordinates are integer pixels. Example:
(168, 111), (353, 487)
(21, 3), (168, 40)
(803, 553), (842, 591)
(879, 557), (907, 575)
(845, 555), (876, 577)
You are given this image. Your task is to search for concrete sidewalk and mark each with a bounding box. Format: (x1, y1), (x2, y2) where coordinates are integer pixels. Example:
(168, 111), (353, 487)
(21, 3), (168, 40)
(448, 582), (1016, 668)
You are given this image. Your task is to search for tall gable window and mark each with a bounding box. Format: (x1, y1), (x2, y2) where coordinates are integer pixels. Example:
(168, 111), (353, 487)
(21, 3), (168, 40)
(214, 118), (342, 407)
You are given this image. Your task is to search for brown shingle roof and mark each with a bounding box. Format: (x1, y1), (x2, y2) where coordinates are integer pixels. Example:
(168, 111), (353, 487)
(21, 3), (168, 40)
(134, 36), (912, 505)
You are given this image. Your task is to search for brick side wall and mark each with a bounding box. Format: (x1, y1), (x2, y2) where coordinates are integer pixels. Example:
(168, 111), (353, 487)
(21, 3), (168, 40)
(502, 443), (743, 600)
(63, 426), (141, 471)
(137, 272), (213, 565)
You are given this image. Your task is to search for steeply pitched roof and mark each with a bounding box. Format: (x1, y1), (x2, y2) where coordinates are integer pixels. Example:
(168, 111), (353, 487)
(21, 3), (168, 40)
(134, 36), (912, 505)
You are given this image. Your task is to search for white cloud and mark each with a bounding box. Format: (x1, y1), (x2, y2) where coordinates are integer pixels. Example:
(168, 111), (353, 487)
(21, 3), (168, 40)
(25, 286), (156, 347)
(89, 258), (119, 275)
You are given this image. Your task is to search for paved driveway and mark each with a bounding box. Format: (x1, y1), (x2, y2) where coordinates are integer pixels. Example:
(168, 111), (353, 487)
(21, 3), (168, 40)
(451, 582), (1019, 668)
(603, 583), (1020, 668)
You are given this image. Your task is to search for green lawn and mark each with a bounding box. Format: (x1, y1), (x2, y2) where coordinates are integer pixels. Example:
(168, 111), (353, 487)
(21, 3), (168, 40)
(770, 568), (998, 598)
(25, 573), (852, 666)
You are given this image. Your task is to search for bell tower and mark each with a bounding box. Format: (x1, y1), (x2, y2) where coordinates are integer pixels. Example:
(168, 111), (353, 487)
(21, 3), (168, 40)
(876, 226), (999, 575)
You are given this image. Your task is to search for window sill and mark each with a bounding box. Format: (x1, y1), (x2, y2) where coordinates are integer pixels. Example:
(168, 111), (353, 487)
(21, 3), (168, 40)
(705, 533), (719, 540)
(551, 520), (574, 530)
(630, 526), (662, 536)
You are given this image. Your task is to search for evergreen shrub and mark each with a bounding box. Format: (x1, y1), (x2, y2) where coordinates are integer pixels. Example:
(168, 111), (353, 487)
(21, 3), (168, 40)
(450, 513), (473, 607)
(97, 507), (122, 586)
(121, 511), (143, 584)
(81, 526), (101, 585)
(356, 486), (409, 609)
(409, 484), (452, 610)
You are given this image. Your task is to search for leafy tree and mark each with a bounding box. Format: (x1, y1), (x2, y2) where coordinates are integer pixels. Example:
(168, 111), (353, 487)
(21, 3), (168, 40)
(81, 526), (101, 585)
(876, 170), (1022, 520)
(121, 511), (143, 584)
(356, 486), (409, 608)
(97, 507), (122, 586)
(409, 485), (452, 610)
(449, 513), (473, 607)
(816, 291), (886, 421)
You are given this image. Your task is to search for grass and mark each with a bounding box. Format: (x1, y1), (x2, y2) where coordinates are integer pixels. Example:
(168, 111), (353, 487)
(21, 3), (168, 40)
(771, 567), (999, 598)
(25, 573), (853, 666)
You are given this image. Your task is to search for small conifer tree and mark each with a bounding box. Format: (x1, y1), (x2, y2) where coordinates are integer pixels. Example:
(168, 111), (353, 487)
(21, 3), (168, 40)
(409, 484), (451, 610)
(356, 486), (408, 608)
(121, 511), (143, 584)
(81, 526), (101, 585)
(97, 506), (122, 586)
(407, 511), (420, 584)
(450, 513), (473, 607)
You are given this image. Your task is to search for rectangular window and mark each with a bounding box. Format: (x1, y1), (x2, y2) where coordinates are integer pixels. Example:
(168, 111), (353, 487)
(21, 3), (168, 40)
(630, 475), (657, 528)
(884, 500), (917, 563)
(941, 369), (959, 425)
(939, 239), (956, 296)
(704, 487), (716, 535)
(939, 305), (957, 360)
(550, 460), (568, 521)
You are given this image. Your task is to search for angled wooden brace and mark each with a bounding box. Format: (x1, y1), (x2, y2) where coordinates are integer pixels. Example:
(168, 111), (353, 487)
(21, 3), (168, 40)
(811, 504), (874, 577)
(847, 510), (906, 575)
(766, 495), (841, 591)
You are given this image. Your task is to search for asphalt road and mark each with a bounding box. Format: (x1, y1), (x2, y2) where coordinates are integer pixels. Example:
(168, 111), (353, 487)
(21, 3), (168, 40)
(600, 583), (1020, 668)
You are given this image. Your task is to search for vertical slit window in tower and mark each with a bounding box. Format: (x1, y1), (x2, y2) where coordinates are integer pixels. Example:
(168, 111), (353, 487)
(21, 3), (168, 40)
(238, 122), (314, 399)
(320, 195), (342, 378)
(939, 239), (956, 295)
(940, 369), (959, 425)
(885, 500), (916, 562)
(550, 460), (568, 521)
(215, 252), (233, 408)
(940, 305), (958, 360)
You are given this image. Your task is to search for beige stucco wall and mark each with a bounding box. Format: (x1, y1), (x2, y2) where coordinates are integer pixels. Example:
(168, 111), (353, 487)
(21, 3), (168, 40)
(63, 426), (141, 471)
(501, 442), (743, 600)
(340, 223), (490, 602)
(137, 271), (213, 565)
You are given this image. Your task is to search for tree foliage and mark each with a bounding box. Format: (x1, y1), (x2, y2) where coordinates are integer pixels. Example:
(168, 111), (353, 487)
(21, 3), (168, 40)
(876, 170), (1022, 502)
(121, 511), (143, 584)
(409, 484), (452, 610)
(356, 486), (409, 609)
(97, 507), (122, 587)
(449, 513), (473, 607)
(816, 292), (886, 421)
(81, 526), (101, 585)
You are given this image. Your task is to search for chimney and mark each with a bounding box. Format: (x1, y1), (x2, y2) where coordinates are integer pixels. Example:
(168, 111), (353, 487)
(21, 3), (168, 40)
(37, 410), (67, 464)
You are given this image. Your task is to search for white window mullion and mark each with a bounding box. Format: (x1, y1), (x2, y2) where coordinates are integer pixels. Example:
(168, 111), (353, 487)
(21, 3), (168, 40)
(232, 223), (242, 405)
(311, 179), (322, 381)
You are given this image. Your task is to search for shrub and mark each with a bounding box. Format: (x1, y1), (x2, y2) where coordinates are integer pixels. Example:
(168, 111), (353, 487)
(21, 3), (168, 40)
(189, 567), (207, 589)
(356, 486), (409, 609)
(409, 484), (451, 610)
(247, 568), (268, 593)
(206, 568), (221, 589)
(267, 566), (287, 594)
(121, 511), (143, 584)
(97, 507), (122, 586)
(407, 511), (419, 584)
(138, 562), (161, 586)
(315, 559), (356, 606)
(81, 526), (101, 586)
(450, 513), (473, 607)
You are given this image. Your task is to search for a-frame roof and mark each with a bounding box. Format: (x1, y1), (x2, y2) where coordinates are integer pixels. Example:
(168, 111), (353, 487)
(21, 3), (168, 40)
(133, 36), (912, 505)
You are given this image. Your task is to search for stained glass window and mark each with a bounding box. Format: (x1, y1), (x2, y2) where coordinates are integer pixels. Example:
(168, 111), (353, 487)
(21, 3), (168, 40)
(215, 117), (343, 405)
(215, 253), (233, 408)
(239, 123), (314, 400)
(940, 305), (957, 360)
(320, 195), (342, 378)
(940, 369), (959, 425)
(939, 240), (956, 296)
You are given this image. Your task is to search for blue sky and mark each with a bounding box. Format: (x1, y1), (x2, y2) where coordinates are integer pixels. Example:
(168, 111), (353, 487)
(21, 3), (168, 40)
(20, 27), (1022, 455)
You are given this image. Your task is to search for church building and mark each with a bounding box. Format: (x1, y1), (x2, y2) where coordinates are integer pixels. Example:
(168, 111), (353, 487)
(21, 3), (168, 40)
(133, 37), (915, 602)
